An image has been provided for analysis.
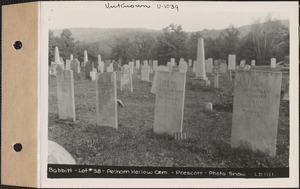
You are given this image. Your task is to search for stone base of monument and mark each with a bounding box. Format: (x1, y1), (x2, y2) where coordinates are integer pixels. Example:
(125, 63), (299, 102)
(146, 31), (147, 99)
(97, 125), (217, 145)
(174, 132), (187, 140)
(192, 78), (210, 86)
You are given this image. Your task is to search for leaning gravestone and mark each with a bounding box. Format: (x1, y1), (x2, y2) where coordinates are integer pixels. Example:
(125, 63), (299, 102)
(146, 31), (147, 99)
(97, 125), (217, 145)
(84, 61), (92, 80)
(141, 65), (150, 81)
(56, 70), (76, 121)
(70, 59), (79, 80)
(120, 65), (133, 92)
(96, 72), (118, 129)
(231, 70), (282, 157)
(154, 72), (186, 136)
(151, 66), (168, 94)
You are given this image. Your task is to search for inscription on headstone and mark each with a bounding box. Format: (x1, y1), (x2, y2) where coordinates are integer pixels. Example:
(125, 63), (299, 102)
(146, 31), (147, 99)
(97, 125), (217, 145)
(231, 70), (282, 157)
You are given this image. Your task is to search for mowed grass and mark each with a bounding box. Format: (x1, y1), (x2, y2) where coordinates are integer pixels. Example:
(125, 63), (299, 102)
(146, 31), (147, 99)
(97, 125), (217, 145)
(48, 67), (289, 168)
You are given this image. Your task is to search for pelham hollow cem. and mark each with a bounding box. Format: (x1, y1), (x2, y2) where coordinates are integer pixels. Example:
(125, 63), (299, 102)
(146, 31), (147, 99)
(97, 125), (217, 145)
(154, 71), (186, 137)
(96, 72), (118, 129)
(231, 70), (282, 157)
(56, 69), (76, 121)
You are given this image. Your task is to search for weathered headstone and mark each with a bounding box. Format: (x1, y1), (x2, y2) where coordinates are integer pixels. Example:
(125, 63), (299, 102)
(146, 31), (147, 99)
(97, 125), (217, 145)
(195, 38), (207, 80)
(107, 64), (114, 72)
(228, 54), (236, 70)
(129, 62), (134, 74)
(141, 65), (150, 81)
(188, 59), (192, 67)
(205, 58), (213, 73)
(84, 61), (92, 80)
(65, 60), (71, 70)
(179, 61), (188, 73)
(55, 46), (60, 63)
(204, 102), (213, 111)
(56, 70), (76, 121)
(98, 62), (104, 73)
(151, 66), (168, 94)
(70, 59), (79, 80)
(70, 54), (73, 61)
(113, 61), (119, 72)
(84, 50), (88, 65)
(153, 60), (158, 71)
(96, 72), (118, 129)
(251, 60), (256, 66)
(136, 60), (140, 69)
(166, 62), (172, 72)
(219, 63), (227, 73)
(240, 60), (246, 67)
(90, 71), (96, 81)
(154, 72), (186, 136)
(121, 65), (133, 92)
(270, 58), (276, 68)
(231, 70), (282, 157)
(143, 60), (148, 67)
(171, 58), (176, 67)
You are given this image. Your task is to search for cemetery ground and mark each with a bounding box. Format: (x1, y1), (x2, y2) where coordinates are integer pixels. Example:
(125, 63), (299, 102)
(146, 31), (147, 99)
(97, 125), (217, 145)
(48, 67), (289, 168)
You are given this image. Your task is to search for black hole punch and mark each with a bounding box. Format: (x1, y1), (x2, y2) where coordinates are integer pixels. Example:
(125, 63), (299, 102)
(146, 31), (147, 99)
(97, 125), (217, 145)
(13, 41), (23, 50)
(13, 143), (22, 152)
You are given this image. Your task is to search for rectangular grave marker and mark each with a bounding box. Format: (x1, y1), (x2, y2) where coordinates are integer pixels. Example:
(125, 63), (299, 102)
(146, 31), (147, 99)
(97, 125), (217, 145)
(154, 72), (186, 136)
(231, 70), (282, 157)
(56, 70), (76, 121)
(96, 72), (118, 129)
(141, 66), (150, 81)
(228, 54), (236, 70)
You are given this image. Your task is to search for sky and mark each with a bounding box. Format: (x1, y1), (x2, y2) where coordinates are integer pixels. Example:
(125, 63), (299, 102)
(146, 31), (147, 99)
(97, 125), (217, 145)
(47, 1), (291, 32)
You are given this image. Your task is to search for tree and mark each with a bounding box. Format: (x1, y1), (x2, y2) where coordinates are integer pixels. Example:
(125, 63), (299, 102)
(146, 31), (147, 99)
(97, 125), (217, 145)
(131, 34), (156, 60)
(219, 25), (240, 59)
(59, 29), (75, 60)
(48, 30), (61, 65)
(111, 38), (133, 65)
(154, 24), (188, 64)
(188, 31), (202, 60)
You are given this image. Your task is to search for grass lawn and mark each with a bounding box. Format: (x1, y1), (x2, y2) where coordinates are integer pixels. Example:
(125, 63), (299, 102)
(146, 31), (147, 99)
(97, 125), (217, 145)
(48, 67), (289, 168)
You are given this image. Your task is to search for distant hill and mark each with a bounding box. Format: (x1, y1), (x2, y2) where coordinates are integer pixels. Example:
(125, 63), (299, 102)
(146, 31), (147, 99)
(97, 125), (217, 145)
(52, 19), (289, 42)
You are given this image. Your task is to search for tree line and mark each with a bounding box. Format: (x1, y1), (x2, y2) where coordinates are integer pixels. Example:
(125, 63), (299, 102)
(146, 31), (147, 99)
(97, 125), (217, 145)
(49, 17), (289, 66)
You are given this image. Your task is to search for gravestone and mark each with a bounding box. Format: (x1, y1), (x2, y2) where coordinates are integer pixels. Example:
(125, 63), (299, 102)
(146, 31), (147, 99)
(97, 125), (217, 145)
(98, 62), (104, 73)
(188, 59), (192, 67)
(56, 70), (76, 121)
(193, 61), (196, 72)
(251, 60), (256, 66)
(113, 61), (119, 72)
(228, 54), (236, 70)
(55, 46), (60, 63)
(154, 71), (186, 136)
(143, 60), (148, 67)
(136, 60), (140, 69)
(50, 62), (57, 75)
(166, 62), (172, 72)
(149, 60), (153, 67)
(104, 60), (110, 72)
(151, 66), (168, 94)
(129, 62), (134, 74)
(219, 63), (227, 73)
(153, 60), (158, 71)
(231, 70), (282, 157)
(213, 73), (219, 88)
(107, 64), (114, 72)
(70, 54), (73, 61)
(65, 60), (71, 70)
(240, 60), (246, 67)
(179, 61), (188, 73)
(270, 58), (276, 68)
(204, 102), (213, 111)
(141, 65), (150, 81)
(70, 59), (79, 80)
(120, 65), (133, 92)
(97, 54), (102, 65)
(90, 71), (97, 81)
(170, 58), (176, 67)
(84, 50), (88, 65)
(84, 61), (92, 80)
(205, 59), (213, 74)
(96, 72), (118, 129)
(195, 38), (207, 80)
